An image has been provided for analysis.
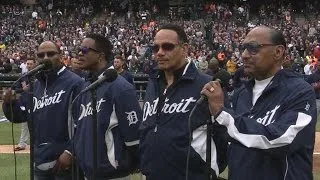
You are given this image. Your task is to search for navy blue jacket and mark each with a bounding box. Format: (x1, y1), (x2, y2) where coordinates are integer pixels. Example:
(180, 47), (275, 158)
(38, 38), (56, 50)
(119, 70), (134, 85)
(215, 69), (317, 180)
(140, 61), (228, 180)
(3, 67), (84, 166)
(73, 74), (142, 179)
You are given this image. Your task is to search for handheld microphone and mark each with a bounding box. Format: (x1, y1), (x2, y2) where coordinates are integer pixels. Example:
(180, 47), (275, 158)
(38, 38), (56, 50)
(10, 60), (53, 89)
(80, 69), (118, 94)
(24, 60), (53, 77)
(197, 79), (221, 104)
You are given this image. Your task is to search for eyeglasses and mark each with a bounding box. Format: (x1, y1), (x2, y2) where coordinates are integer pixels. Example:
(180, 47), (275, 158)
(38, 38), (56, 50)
(151, 43), (180, 53)
(78, 46), (100, 54)
(36, 51), (59, 58)
(242, 42), (278, 55)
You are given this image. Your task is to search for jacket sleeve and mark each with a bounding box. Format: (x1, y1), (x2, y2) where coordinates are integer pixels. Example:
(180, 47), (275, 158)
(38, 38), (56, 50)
(65, 80), (86, 154)
(2, 99), (28, 123)
(214, 87), (317, 157)
(114, 88), (142, 169)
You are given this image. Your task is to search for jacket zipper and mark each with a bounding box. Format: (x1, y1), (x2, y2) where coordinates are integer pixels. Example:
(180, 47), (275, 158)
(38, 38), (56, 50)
(43, 74), (48, 96)
(154, 88), (168, 133)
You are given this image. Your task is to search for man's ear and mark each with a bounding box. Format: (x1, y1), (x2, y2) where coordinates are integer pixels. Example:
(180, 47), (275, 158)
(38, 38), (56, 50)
(182, 43), (189, 56)
(99, 53), (106, 62)
(274, 45), (285, 61)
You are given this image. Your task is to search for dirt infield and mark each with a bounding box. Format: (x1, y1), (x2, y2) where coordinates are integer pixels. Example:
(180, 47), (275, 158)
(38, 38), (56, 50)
(0, 134), (319, 172)
(0, 145), (30, 154)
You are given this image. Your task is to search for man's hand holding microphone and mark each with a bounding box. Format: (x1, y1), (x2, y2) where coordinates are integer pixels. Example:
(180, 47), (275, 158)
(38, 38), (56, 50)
(200, 80), (225, 117)
(3, 89), (18, 105)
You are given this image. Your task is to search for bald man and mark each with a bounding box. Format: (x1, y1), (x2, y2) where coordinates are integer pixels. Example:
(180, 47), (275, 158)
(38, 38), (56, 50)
(3, 41), (85, 179)
(202, 26), (317, 180)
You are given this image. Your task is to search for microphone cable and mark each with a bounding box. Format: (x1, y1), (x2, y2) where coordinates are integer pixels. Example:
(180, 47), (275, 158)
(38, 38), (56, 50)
(185, 79), (225, 180)
(9, 98), (18, 180)
(8, 72), (39, 180)
(9, 76), (25, 180)
(185, 98), (202, 180)
(6, 83), (19, 180)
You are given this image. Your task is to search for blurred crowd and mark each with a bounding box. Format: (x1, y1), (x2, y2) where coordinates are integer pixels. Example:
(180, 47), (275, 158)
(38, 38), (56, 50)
(0, 0), (320, 81)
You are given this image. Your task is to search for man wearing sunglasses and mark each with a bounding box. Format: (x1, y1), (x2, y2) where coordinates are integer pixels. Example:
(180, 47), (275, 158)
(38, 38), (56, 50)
(202, 26), (317, 180)
(140, 24), (228, 180)
(72, 33), (142, 180)
(3, 41), (85, 179)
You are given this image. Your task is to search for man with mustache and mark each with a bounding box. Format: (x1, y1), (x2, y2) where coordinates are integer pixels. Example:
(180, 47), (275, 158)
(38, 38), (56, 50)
(202, 26), (317, 180)
(140, 24), (228, 180)
(3, 41), (85, 179)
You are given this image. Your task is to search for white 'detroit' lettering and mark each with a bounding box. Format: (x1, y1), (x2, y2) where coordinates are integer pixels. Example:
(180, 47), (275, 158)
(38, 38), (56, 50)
(33, 90), (66, 112)
(142, 97), (196, 121)
(256, 105), (280, 126)
(142, 98), (159, 121)
(78, 98), (106, 120)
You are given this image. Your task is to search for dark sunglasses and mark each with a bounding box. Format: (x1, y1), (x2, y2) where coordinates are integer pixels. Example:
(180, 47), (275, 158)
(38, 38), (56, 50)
(78, 46), (100, 54)
(242, 42), (278, 55)
(151, 43), (180, 53)
(36, 51), (59, 58)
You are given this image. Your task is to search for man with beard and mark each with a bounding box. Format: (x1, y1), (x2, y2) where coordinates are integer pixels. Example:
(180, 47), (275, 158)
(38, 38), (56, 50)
(113, 54), (134, 85)
(3, 41), (85, 179)
(202, 26), (317, 180)
(73, 33), (142, 179)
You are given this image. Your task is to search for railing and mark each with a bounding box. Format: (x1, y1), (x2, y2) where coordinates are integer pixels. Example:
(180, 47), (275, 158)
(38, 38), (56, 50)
(0, 74), (20, 87)
(0, 73), (150, 101)
(132, 73), (149, 102)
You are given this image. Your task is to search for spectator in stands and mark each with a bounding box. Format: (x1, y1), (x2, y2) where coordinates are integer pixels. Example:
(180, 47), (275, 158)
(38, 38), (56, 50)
(233, 66), (249, 89)
(206, 57), (231, 90)
(306, 61), (320, 114)
(113, 54), (134, 85)
(1, 57), (13, 74)
(226, 55), (237, 76)
(140, 24), (228, 180)
(304, 58), (313, 75)
(198, 58), (208, 73)
(19, 58), (28, 74)
(1, 1), (320, 78)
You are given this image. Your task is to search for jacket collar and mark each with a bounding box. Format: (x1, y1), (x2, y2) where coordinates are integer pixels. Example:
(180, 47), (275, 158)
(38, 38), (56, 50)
(244, 69), (299, 91)
(152, 60), (198, 83)
(36, 66), (67, 83)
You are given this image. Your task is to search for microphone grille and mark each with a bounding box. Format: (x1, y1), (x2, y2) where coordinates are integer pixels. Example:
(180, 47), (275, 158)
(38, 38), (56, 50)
(104, 69), (118, 82)
(41, 60), (53, 70)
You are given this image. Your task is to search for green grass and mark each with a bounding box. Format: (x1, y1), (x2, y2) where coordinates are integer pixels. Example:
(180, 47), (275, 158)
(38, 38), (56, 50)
(0, 122), (23, 145)
(0, 153), (144, 180)
(0, 154), (30, 180)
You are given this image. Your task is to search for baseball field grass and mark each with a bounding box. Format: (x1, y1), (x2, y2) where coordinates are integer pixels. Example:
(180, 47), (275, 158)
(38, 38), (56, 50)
(0, 122), (23, 145)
